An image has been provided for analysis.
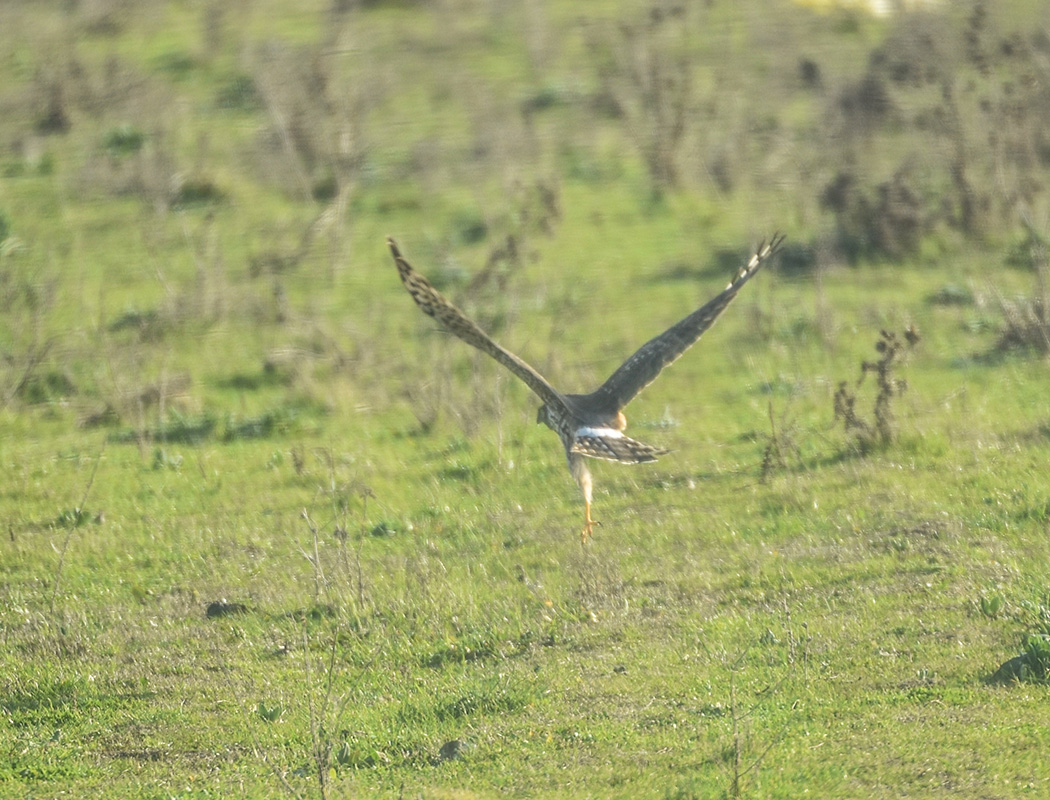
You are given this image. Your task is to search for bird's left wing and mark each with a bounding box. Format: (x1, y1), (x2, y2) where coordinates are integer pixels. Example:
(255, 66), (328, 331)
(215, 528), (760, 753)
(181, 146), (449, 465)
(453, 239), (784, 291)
(388, 237), (566, 409)
(589, 234), (784, 410)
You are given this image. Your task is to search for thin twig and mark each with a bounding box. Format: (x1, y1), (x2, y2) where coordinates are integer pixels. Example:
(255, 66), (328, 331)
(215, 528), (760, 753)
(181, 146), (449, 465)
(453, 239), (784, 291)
(1, 339), (53, 410)
(257, 749), (304, 800)
(301, 626), (329, 800)
(49, 440), (107, 617)
(299, 509), (328, 604)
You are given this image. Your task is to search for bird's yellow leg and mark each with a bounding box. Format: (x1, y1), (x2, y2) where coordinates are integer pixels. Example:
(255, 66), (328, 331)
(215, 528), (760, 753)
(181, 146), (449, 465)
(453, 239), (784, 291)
(581, 499), (600, 544)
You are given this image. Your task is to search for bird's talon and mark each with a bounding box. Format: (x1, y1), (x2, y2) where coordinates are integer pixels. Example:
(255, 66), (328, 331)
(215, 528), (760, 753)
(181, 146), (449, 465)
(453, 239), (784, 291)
(581, 519), (600, 544)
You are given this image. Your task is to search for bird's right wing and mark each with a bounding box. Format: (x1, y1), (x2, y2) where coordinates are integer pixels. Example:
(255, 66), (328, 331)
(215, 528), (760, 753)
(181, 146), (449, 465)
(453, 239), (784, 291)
(590, 234), (784, 410)
(388, 237), (566, 410)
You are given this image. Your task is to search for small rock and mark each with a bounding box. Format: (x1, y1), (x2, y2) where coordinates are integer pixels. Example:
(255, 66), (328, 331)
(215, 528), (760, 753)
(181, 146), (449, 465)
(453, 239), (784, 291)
(433, 739), (467, 765)
(205, 601), (249, 619)
(988, 655), (1026, 684)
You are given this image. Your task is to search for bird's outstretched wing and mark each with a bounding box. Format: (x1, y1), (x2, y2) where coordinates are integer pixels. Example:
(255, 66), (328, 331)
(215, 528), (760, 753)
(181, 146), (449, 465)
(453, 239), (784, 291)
(588, 234), (784, 411)
(388, 237), (566, 409)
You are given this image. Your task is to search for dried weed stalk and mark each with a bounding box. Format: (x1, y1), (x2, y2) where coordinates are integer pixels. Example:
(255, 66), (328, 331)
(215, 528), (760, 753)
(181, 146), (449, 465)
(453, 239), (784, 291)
(760, 401), (801, 481)
(833, 327), (920, 450)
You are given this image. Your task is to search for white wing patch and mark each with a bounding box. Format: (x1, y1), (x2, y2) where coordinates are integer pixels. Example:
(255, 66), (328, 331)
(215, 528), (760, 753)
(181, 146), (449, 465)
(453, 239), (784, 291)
(576, 426), (624, 439)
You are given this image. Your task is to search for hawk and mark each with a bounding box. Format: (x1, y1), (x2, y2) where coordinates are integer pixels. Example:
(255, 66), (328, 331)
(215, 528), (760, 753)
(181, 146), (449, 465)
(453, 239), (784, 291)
(388, 234), (783, 542)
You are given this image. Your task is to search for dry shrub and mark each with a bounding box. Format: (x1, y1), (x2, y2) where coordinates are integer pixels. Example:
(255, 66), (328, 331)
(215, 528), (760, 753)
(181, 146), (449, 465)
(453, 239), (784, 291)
(834, 328), (920, 451)
(996, 295), (1050, 354)
(869, 10), (960, 88)
(835, 72), (895, 137)
(34, 50), (188, 210)
(821, 165), (929, 261)
(0, 238), (60, 409)
(993, 222), (1050, 354)
(75, 0), (138, 35)
(249, 38), (370, 201)
(81, 373), (193, 430)
(585, 0), (695, 192)
(820, 3), (1050, 255)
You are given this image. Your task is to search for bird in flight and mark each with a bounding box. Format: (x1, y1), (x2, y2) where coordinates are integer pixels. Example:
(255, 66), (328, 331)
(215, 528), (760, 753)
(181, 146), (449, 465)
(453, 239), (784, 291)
(388, 234), (784, 542)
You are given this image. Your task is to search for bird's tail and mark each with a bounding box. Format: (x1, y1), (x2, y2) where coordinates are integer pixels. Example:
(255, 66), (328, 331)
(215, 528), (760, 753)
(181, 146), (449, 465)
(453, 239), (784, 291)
(570, 432), (670, 464)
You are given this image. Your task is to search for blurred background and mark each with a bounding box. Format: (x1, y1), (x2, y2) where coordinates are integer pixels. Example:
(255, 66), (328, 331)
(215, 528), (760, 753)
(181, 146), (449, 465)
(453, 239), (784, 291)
(2, 1), (1047, 428)
(4, 0), (1050, 550)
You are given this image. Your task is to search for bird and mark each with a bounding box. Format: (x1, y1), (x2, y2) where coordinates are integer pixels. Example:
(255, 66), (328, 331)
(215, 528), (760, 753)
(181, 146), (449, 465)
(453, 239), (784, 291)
(388, 233), (784, 542)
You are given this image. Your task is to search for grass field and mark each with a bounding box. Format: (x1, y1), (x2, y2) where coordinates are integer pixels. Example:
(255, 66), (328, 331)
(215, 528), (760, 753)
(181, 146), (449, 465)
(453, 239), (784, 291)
(2, 1), (1050, 798)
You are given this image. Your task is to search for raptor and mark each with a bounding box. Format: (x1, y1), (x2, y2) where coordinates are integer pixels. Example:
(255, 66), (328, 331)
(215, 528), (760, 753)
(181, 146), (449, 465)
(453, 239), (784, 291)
(388, 234), (783, 542)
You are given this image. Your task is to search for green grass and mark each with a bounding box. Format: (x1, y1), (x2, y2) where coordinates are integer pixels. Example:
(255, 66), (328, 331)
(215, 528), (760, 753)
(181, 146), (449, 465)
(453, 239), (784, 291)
(3, 0), (1050, 798)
